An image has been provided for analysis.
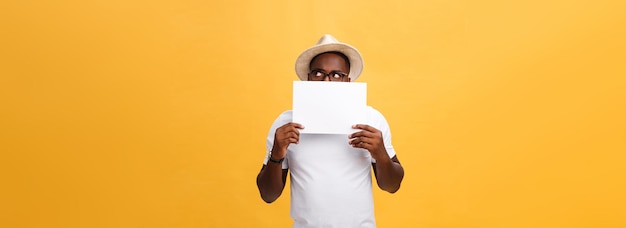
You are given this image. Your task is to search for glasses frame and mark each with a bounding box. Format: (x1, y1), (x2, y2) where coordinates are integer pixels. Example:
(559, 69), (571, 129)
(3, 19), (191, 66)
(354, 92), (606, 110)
(308, 70), (349, 81)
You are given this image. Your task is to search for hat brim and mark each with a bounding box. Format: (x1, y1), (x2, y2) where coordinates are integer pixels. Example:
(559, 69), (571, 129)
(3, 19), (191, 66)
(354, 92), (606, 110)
(295, 43), (363, 81)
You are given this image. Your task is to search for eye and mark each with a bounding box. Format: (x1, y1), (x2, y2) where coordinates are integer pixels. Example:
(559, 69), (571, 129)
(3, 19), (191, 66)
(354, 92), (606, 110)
(314, 71), (324, 77)
(331, 73), (341, 78)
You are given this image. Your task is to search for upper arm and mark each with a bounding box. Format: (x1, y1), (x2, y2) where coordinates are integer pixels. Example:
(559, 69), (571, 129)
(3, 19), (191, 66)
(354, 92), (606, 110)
(371, 155), (401, 176)
(258, 165), (289, 183)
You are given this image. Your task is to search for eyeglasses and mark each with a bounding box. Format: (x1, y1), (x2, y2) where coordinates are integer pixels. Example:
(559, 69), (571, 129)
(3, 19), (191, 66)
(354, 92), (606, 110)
(308, 70), (349, 81)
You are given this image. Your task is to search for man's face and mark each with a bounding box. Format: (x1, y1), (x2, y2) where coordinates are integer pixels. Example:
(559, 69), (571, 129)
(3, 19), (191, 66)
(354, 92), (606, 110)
(307, 52), (351, 82)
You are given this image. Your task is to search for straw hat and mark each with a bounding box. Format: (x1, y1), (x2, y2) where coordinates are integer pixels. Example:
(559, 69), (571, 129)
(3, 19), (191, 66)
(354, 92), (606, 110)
(295, 34), (363, 81)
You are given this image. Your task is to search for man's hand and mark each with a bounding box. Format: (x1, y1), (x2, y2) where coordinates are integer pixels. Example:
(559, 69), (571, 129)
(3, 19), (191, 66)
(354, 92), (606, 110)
(349, 124), (388, 161)
(258, 122), (302, 203)
(350, 124), (404, 193)
(271, 122), (304, 159)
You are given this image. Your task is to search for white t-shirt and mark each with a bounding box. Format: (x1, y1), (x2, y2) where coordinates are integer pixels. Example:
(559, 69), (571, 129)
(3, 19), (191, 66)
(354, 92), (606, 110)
(264, 106), (396, 228)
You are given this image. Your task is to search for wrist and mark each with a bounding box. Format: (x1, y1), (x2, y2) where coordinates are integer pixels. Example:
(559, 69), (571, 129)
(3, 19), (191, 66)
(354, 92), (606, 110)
(374, 154), (393, 165)
(268, 150), (285, 164)
(372, 149), (389, 162)
(270, 146), (286, 158)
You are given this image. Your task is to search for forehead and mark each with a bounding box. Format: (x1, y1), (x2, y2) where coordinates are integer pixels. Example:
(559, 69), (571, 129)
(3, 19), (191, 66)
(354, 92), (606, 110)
(310, 52), (349, 70)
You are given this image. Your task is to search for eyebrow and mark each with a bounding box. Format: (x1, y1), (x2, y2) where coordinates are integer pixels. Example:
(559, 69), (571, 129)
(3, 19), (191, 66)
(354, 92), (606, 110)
(310, 68), (347, 74)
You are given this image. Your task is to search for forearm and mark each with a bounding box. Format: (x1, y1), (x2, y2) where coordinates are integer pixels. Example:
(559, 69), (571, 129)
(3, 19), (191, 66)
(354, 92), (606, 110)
(374, 156), (404, 193)
(256, 163), (287, 203)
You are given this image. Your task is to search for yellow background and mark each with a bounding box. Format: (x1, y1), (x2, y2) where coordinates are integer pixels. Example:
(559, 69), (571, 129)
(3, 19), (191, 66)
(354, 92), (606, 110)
(1, 0), (625, 227)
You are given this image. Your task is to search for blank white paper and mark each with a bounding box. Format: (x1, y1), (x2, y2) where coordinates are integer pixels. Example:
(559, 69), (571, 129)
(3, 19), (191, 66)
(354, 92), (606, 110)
(292, 81), (367, 134)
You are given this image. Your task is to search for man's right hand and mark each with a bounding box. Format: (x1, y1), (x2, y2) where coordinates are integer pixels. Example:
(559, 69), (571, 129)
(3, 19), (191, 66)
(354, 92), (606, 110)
(271, 122), (304, 159)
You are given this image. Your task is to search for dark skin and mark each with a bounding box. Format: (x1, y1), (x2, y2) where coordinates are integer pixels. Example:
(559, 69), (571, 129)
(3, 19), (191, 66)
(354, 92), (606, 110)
(256, 52), (405, 203)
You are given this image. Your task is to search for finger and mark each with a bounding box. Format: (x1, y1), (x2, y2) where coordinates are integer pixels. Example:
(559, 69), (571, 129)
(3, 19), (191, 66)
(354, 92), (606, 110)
(357, 136), (377, 145)
(349, 131), (362, 139)
(349, 137), (367, 145)
(285, 128), (300, 137)
(280, 137), (298, 146)
(290, 124), (304, 135)
(359, 142), (372, 150)
(289, 122), (305, 129)
(281, 132), (299, 141)
(352, 124), (378, 132)
(277, 130), (291, 138)
(288, 132), (299, 139)
(349, 130), (376, 139)
(350, 140), (372, 149)
(278, 123), (304, 134)
(278, 132), (299, 143)
(349, 139), (359, 147)
(280, 126), (301, 138)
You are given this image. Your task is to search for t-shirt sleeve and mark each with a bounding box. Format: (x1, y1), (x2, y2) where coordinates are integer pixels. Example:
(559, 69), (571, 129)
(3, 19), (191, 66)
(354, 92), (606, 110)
(263, 111), (291, 169)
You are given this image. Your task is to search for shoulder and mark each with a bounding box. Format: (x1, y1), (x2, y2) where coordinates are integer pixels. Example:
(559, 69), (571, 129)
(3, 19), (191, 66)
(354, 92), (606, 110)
(270, 110), (293, 129)
(366, 106), (383, 115)
(276, 110), (292, 122)
(365, 106), (392, 132)
(366, 106), (387, 121)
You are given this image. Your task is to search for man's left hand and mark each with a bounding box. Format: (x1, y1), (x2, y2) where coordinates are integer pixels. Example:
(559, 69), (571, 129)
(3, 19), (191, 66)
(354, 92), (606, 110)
(349, 124), (388, 161)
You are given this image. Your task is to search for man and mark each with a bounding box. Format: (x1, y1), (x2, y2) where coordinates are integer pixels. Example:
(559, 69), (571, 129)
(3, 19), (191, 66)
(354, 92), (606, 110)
(256, 34), (404, 228)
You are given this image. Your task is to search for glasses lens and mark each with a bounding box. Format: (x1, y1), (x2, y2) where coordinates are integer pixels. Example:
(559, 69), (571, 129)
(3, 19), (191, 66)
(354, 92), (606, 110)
(310, 70), (324, 80)
(330, 72), (346, 81)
